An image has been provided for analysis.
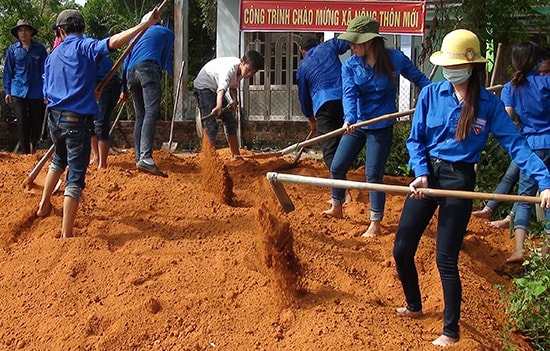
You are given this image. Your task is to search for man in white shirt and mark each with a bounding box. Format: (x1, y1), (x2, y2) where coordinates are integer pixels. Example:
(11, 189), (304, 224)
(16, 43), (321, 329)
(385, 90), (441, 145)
(193, 50), (264, 159)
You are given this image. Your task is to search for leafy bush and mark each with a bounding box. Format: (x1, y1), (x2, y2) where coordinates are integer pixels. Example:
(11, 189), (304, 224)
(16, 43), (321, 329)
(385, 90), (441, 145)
(501, 240), (550, 351)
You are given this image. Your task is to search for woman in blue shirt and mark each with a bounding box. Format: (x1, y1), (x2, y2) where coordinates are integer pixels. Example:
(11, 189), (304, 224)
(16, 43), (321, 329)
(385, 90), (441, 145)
(393, 29), (550, 347)
(500, 42), (550, 263)
(323, 16), (430, 238)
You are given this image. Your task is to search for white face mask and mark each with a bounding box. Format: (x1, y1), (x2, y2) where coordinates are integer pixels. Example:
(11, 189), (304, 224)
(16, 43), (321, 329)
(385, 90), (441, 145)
(442, 67), (471, 84)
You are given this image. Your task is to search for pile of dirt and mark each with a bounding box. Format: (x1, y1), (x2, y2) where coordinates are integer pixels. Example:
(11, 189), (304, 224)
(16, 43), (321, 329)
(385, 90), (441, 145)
(0, 148), (534, 350)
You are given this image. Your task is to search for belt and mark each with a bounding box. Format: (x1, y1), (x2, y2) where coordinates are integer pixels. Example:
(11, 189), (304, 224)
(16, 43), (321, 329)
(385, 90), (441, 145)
(429, 157), (475, 171)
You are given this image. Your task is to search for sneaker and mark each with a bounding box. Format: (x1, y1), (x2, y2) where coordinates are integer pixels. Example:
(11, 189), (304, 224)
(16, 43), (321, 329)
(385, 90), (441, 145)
(136, 160), (168, 178)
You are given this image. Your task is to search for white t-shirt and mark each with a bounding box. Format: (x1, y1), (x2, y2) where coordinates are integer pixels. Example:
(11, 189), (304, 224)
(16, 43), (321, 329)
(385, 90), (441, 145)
(193, 57), (241, 93)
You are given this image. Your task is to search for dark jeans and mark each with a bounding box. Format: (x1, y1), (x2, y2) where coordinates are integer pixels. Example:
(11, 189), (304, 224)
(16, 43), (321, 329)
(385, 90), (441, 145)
(393, 158), (476, 339)
(315, 99), (343, 170)
(128, 60), (162, 163)
(12, 96), (46, 154)
(94, 78), (121, 141)
(193, 88), (238, 144)
(48, 109), (93, 201)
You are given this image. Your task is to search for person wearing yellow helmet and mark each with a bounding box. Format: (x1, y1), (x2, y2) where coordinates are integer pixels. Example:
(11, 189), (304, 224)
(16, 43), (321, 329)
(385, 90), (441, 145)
(392, 29), (550, 347)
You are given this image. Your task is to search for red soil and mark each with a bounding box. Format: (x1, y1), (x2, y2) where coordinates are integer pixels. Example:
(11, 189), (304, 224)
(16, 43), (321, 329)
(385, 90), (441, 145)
(0, 145), (533, 350)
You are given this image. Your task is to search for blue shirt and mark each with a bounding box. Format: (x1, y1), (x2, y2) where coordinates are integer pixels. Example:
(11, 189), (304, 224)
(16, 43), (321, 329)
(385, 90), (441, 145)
(501, 72), (550, 150)
(296, 38), (350, 117)
(96, 55), (118, 82)
(342, 49), (430, 129)
(122, 24), (174, 80)
(3, 40), (47, 99)
(408, 80), (550, 190)
(43, 35), (111, 115)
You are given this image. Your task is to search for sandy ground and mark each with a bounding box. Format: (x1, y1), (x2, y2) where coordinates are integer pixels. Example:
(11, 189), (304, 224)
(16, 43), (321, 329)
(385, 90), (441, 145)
(0, 141), (534, 351)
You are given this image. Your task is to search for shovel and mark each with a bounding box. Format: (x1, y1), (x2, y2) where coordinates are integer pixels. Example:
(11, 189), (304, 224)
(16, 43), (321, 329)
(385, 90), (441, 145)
(195, 106), (232, 138)
(162, 61), (185, 153)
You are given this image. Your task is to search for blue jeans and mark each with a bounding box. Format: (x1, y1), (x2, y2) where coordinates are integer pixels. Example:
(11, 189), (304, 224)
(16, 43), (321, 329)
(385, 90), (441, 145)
(514, 149), (550, 232)
(193, 88), (238, 144)
(127, 61), (162, 163)
(94, 78), (121, 141)
(393, 158), (476, 339)
(48, 109), (93, 201)
(329, 125), (393, 221)
(485, 161), (519, 212)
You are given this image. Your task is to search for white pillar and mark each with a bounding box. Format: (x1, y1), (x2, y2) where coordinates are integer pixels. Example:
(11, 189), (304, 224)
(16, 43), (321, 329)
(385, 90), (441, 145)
(399, 35), (412, 112)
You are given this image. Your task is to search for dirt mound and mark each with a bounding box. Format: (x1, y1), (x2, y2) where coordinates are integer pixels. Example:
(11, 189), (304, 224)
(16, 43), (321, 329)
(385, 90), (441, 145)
(0, 148), (533, 350)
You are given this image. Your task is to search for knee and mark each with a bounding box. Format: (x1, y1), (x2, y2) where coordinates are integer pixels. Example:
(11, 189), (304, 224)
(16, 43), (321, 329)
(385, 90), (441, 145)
(435, 252), (458, 274)
(393, 240), (413, 266)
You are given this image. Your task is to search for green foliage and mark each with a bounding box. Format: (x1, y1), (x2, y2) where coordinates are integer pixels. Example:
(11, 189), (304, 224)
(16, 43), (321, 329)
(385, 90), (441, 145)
(387, 122), (413, 177)
(501, 240), (550, 351)
(422, 0), (550, 69)
(187, 0), (215, 88)
(0, 0), (70, 62)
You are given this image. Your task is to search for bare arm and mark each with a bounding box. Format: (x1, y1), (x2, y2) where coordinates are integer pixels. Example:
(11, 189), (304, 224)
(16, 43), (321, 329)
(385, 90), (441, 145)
(108, 11), (161, 51)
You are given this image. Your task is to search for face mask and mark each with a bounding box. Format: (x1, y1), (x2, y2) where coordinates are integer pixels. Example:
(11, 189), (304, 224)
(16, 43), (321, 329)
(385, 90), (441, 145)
(442, 67), (471, 84)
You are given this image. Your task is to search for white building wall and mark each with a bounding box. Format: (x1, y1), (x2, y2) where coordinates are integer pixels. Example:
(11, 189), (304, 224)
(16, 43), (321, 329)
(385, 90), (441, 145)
(217, 0), (241, 58)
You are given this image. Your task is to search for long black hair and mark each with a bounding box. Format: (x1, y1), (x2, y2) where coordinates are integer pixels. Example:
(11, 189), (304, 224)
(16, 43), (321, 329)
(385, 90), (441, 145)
(369, 37), (395, 82)
(510, 42), (543, 88)
(455, 63), (484, 141)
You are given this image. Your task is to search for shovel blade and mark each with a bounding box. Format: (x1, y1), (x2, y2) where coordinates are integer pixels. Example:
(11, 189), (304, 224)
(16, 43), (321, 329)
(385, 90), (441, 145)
(161, 142), (178, 153)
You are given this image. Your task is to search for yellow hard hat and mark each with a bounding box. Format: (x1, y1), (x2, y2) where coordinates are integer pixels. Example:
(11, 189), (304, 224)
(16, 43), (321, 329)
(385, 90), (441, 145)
(430, 29), (488, 66)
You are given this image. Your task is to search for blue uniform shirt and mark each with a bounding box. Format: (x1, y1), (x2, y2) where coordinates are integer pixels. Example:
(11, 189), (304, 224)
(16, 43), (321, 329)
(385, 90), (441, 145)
(342, 49), (430, 129)
(408, 80), (550, 190)
(501, 72), (550, 150)
(122, 24), (174, 77)
(96, 55), (118, 82)
(43, 35), (111, 115)
(296, 38), (350, 117)
(3, 40), (47, 99)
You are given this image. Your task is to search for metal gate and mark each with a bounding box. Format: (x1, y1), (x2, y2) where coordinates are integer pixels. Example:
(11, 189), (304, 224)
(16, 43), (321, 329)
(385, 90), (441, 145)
(243, 32), (303, 121)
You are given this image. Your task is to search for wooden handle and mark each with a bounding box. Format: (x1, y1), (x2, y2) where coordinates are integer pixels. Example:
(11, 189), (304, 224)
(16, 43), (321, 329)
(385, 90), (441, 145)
(201, 106), (232, 120)
(280, 109), (415, 155)
(280, 84), (503, 156)
(266, 172), (541, 204)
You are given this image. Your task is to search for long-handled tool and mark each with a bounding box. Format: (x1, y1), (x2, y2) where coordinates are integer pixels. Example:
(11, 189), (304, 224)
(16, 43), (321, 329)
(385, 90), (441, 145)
(108, 102), (126, 136)
(22, 144), (55, 189)
(244, 109), (415, 160)
(266, 172), (542, 214)
(195, 106), (232, 138)
(37, 107), (51, 149)
(244, 84), (505, 160)
(95, 0), (169, 95)
(162, 61), (185, 152)
(290, 130), (314, 167)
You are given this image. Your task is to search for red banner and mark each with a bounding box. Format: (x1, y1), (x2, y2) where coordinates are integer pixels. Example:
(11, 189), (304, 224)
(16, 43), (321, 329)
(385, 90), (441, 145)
(240, 1), (426, 35)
